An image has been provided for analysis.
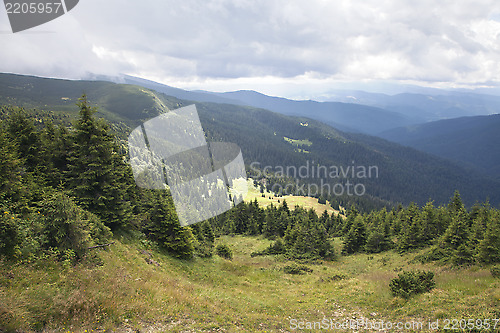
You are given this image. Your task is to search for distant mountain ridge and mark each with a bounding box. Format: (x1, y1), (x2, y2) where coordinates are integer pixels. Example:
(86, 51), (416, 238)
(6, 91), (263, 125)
(324, 90), (500, 122)
(100, 75), (500, 135)
(201, 89), (423, 134)
(97, 75), (422, 134)
(379, 114), (500, 180)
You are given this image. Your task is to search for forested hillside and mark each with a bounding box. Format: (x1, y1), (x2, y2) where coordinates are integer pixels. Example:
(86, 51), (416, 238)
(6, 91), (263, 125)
(2, 73), (500, 210)
(379, 114), (500, 180)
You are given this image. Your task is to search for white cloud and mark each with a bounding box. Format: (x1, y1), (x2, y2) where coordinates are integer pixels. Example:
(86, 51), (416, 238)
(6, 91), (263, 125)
(1, 0), (500, 98)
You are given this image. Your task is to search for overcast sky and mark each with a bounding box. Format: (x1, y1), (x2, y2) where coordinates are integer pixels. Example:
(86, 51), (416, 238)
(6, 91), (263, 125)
(1, 0), (500, 99)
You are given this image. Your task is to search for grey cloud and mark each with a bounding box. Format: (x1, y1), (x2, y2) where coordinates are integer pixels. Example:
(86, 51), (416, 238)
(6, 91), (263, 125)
(1, 0), (500, 96)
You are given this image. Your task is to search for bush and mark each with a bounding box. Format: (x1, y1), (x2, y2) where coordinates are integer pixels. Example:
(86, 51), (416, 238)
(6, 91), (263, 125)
(414, 246), (450, 264)
(194, 242), (213, 258)
(41, 192), (112, 259)
(283, 262), (313, 275)
(491, 265), (500, 278)
(365, 230), (392, 253)
(251, 238), (287, 257)
(0, 212), (21, 258)
(389, 270), (435, 299)
(216, 244), (233, 260)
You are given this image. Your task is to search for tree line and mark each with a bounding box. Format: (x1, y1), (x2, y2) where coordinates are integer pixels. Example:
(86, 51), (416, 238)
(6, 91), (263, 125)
(208, 191), (500, 265)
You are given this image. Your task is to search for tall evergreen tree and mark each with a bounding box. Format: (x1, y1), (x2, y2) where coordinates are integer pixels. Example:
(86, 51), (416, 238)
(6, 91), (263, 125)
(477, 214), (500, 264)
(0, 130), (23, 206)
(7, 111), (42, 173)
(66, 96), (134, 229)
(143, 192), (195, 259)
(397, 203), (422, 252)
(342, 215), (367, 254)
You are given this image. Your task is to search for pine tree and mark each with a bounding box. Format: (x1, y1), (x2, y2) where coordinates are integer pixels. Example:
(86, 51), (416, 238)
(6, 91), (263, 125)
(439, 201), (473, 265)
(477, 215), (500, 264)
(342, 205), (359, 235)
(342, 215), (367, 254)
(448, 190), (465, 216)
(0, 130), (23, 205)
(286, 210), (334, 259)
(396, 203), (421, 252)
(40, 122), (71, 188)
(7, 110), (42, 173)
(201, 220), (215, 245)
(419, 201), (437, 244)
(440, 211), (470, 252)
(319, 210), (330, 228)
(365, 210), (392, 253)
(143, 192), (194, 259)
(66, 96), (133, 229)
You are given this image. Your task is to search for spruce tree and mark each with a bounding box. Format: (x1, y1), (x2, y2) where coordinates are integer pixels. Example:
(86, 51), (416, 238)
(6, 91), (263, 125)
(0, 130), (23, 206)
(143, 192), (194, 259)
(342, 215), (367, 254)
(66, 96), (133, 229)
(40, 123), (71, 188)
(477, 216), (500, 264)
(342, 205), (359, 235)
(396, 203), (421, 252)
(7, 110), (42, 173)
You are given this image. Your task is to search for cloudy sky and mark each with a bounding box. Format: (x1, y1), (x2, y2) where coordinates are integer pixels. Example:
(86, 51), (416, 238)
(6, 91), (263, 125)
(1, 0), (500, 99)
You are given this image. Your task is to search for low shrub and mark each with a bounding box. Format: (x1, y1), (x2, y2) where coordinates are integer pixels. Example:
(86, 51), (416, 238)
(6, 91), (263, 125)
(283, 262), (313, 275)
(389, 270), (435, 299)
(251, 238), (287, 257)
(490, 265), (500, 278)
(0, 212), (21, 258)
(216, 244), (233, 260)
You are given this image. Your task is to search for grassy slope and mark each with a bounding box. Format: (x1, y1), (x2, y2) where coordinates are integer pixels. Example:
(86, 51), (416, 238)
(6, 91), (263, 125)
(1, 235), (498, 332)
(244, 179), (340, 216)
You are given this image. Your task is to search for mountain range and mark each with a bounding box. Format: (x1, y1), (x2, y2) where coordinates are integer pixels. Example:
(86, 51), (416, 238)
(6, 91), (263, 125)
(118, 75), (500, 180)
(379, 114), (500, 180)
(1, 72), (500, 209)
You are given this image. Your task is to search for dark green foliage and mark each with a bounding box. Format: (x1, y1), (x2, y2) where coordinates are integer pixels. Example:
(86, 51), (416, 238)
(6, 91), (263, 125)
(39, 122), (71, 188)
(0, 212), (21, 258)
(439, 209), (473, 265)
(365, 230), (392, 253)
(66, 96), (134, 229)
(0, 100), (199, 264)
(40, 192), (112, 259)
(389, 270), (435, 299)
(283, 262), (313, 275)
(284, 209), (334, 260)
(216, 244), (233, 260)
(452, 243), (474, 266)
(396, 203), (422, 252)
(251, 238), (287, 257)
(0, 131), (23, 205)
(342, 216), (367, 255)
(142, 192), (194, 259)
(490, 265), (500, 278)
(6, 110), (43, 173)
(191, 220), (215, 258)
(477, 217), (500, 264)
